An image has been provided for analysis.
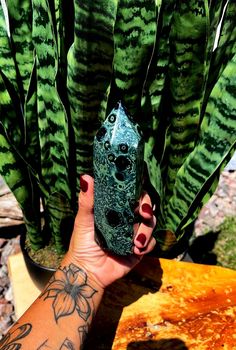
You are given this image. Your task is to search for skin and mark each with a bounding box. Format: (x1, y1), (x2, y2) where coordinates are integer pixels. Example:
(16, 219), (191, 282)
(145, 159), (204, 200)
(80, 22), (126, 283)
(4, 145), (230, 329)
(0, 175), (156, 350)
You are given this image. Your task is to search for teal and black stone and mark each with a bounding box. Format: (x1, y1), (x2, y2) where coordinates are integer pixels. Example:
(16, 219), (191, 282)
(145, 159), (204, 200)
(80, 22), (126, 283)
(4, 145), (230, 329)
(93, 101), (144, 255)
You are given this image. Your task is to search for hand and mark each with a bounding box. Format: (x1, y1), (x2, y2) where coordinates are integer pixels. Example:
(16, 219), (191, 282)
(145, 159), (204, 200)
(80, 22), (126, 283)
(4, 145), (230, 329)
(65, 175), (156, 289)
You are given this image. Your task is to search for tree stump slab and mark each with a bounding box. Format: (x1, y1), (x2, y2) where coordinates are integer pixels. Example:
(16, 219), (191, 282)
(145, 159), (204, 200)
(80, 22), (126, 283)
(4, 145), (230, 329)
(0, 178), (23, 228)
(8, 252), (236, 349)
(87, 257), (236, 350)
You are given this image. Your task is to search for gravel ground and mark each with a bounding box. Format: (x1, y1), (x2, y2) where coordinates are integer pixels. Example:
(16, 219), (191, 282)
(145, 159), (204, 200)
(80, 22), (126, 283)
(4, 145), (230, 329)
(194, 170), (236, 236)
(0, 167), (236, 338)
(0, 236), (20, 336)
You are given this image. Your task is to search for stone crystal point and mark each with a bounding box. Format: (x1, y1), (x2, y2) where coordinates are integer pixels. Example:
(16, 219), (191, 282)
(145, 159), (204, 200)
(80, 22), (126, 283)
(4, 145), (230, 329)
(93, 102), (144, 255)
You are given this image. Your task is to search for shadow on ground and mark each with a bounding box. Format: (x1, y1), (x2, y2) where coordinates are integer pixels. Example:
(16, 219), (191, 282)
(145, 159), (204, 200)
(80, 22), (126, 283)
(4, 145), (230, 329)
(127, 339), (188, 349)
(85, 258), (163, 350)
(188, 230), (220, 265)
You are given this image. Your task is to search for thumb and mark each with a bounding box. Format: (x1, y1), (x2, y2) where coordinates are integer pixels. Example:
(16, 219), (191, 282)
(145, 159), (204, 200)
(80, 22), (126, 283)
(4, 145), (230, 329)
(74, 175), (94, 230)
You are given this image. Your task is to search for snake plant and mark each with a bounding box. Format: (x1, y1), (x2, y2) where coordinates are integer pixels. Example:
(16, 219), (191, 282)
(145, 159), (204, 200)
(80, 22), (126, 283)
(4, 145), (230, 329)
(0, 0), (235, 257)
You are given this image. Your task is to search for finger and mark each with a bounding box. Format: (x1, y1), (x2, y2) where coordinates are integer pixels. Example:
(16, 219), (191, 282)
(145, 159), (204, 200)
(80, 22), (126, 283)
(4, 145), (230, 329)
(74, 174), (94, 228)
(139, 192), (153, 222)
(133, 237), (156, 256)
(134, 213), (156, 250)
(134, 192), (156, 250)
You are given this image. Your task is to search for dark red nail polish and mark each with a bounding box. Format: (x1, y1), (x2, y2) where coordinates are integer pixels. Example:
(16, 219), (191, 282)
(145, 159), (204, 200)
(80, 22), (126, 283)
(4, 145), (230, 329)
(136, 233), (146, 246)
(142, 203), (153, 215)
(80, 176), (88, 192)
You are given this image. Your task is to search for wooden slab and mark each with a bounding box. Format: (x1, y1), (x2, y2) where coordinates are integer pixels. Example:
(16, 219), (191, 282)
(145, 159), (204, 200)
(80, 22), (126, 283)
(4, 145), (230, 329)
(87, 257), (236, 350)
(8, 253), (236, 349)
(0, 180), (23, 227)
(8, 252), (40, 319)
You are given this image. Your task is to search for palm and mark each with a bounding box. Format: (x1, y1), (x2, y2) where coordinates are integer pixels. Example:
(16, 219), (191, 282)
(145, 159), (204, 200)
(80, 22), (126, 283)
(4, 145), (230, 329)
(68, 175), (155, 288)
(70, 226), (140, 288)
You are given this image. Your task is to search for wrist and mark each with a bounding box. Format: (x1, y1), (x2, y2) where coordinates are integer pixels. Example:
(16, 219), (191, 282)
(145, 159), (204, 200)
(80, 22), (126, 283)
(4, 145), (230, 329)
(61, 253), (105, 294)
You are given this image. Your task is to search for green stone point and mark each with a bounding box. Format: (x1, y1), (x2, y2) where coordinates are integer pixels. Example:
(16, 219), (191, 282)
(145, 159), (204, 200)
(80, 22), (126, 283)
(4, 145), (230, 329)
(93, 102), (144, 255)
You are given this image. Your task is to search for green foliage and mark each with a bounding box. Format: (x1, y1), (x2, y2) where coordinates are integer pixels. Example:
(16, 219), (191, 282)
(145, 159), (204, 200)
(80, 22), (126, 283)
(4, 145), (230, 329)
(0, 1), (235, 255)
(67, 0), (118, 179)
(213, 216), (236, 270)
(190, 216), (236, 270)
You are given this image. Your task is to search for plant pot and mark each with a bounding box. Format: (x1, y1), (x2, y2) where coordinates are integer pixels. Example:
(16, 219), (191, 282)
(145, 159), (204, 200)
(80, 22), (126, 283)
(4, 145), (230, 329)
(20, 231), (56, 291)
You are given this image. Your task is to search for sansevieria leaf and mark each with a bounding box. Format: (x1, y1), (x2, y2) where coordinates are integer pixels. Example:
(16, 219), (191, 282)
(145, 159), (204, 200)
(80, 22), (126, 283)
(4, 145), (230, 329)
(67, 0), (118, 190)
(32, 0), (73, 252)
(163, 0), (209, 202)
(0, 4), (23, 145)
(6, 0), (34, 97)
(0, 0), (235, 258)
(110, 0), (157, 117)
(142, 0), (176, 203)
(0, 128), (43, 249)
(164, 52), (236, 240)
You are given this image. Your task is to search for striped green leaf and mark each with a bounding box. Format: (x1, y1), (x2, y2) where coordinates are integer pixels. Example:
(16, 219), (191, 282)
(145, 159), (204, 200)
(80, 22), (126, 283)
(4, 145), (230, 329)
(0, 125), (42, 250)
(164, 53), (236, 240)
(163, 0), (209, 202)
(110, 0), (157, 116)
(32, 0), (73, 252)
(6, 0), (34, 97)
(67, 0), (118, 189)
(204, 0), (236, 106)
(0, 4), (19, 94)
(142, 0), (177, 200)
(1, 0), (236, 257)
(0, 4), (23, 145)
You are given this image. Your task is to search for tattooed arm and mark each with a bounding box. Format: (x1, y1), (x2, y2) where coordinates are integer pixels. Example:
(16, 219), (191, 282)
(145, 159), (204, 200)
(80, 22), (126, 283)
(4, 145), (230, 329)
(0, 175), (156, 349)
(0, 261), (103, 350)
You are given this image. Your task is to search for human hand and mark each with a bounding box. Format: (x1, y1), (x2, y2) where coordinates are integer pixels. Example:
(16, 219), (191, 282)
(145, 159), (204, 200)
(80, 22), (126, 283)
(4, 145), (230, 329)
(65, 175), (156, 289)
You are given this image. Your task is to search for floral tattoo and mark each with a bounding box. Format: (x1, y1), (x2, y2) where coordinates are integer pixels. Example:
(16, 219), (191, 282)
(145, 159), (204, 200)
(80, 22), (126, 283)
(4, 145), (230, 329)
(59, 338), (75, 350)
(40, 263), (97, 322)
(78, 310), (95, 348)
(0, 323), (32, 350)
(37, 338), (75, 349)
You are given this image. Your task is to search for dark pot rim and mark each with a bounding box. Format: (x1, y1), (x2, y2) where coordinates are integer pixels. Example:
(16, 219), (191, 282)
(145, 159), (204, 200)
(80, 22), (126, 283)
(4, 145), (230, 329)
(20, 229), (56, 273)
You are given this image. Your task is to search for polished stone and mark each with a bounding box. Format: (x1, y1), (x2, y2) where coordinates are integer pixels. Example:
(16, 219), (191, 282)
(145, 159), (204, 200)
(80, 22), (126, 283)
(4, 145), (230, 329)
(93, 102), (144, 255)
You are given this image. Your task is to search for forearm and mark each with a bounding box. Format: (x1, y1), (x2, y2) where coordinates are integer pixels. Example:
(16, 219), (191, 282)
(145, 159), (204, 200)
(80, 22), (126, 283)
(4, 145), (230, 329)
(1, 255), (104, 349)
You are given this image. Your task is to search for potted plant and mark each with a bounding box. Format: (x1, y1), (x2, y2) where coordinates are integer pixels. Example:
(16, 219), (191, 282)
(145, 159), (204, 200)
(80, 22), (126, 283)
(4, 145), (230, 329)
(0, 1), (235, 278)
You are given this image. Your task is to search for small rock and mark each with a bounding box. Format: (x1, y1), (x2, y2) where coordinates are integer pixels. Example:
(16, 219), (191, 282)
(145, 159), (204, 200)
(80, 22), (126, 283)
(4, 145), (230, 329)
(0, 238), (7, 248)
(209, 204), (219, 217)
(0, 302), (13, 316)
(4, 286), (13, 302)
(1, 237), (20, 264)
(217, 189), (227, 198)
(0, 264), (8, 277)
(0, 277), (9, 289)
(0, 315), (14, 337)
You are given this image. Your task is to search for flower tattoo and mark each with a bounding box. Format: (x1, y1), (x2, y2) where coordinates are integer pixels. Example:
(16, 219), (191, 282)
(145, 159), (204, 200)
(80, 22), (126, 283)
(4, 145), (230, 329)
(0, 323), (32, 350)
(40, 264), (97, 322)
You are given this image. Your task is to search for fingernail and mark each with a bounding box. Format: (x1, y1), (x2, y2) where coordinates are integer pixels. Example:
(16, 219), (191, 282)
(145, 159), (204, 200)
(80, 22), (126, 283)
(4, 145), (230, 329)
(136, 233), (146, 246)
(142, 203), (153, 215)
(80, 176), (88, 192)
